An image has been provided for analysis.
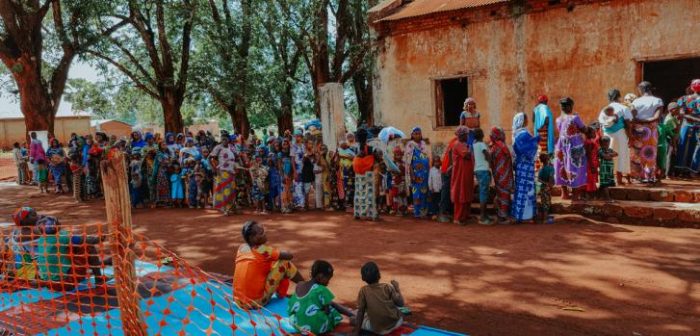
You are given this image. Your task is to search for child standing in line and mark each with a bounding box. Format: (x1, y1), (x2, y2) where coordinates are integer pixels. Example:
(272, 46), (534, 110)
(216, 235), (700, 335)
(36, 159), (49, 193)
(197, 148), (213, 208)
(355, 262), (406, 335)
(428, 159), (442, 220)
(301, 144), (316, 210)
(537, 153), (555, 224)
(250, 155), (269, 214)
(584, 126), (601, 200)
(170, 162), (185, 208)
(280, 140), (295, 214)
(183, 158), (198, 208)
(129, 150), (144, 208)
(70, 155), (83, 203)
(389, 146), (407, 216)
(288, 260), (355, 335)
(20, 143), (31, 184)
(598, 136), (618, 203)
(472, 128), (493, 225)
(267, 154), (282, 212)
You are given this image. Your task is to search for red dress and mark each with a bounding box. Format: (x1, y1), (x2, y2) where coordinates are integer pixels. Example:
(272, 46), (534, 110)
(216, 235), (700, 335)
(585, 133), (601, 192)
(451, 141), (474, 222)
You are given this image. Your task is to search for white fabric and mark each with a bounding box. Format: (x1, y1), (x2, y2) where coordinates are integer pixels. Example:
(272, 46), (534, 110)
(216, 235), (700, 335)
(633, 96), (663, 120)
(428, 167), (442, 193)
(473, 141), (490, 172)
(604, 129), (631, 174)
(608, 102), (633, 120)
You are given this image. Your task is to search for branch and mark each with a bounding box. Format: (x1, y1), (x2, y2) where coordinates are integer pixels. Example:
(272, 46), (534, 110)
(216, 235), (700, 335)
(155, 0), (173, 79)
(105, 36), (156, 86)
(176, 0), (194, 94)
(128, 0), (163, 78)
(86, 49), (159, 99)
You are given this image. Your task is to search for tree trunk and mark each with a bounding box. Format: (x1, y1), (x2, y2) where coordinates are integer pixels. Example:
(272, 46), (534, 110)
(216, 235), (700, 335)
(228, 96), (250, 139)
(311, 0), (331, 117)
(161, 91), (184, 133)
(278, 84), (294, 135)
(353, 72), (373, 126)
(4, 56), (56, 138)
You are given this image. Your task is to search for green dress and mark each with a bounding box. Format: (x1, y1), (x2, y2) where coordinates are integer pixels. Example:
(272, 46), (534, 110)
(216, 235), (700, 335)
(288, 283), (343, 334)
(657, 114), (679, 171)
(36, 231), (79, 281)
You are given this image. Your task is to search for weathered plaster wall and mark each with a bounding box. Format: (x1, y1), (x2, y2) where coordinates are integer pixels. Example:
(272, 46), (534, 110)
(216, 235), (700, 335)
(373, 0), (700, 146)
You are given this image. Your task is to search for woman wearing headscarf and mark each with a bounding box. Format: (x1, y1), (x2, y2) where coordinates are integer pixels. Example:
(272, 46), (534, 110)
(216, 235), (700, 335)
(130, 131), (146, 152)
(657, 102), (681, 178)
(450, 126), (474, 225)
(151, 141), (172, 207)
(675, 79), (700, 174)
(630, 81), (664, 184)
(459, 98), (480, 147)
(353, 128), (378, 221)
(180, 138), (201, 164)
(533, 95), (554, 170)
(210, 135), (238, 215)
(489, 127), (514, 224)
(46, 139), (67, 193)
(404, 127), (430, 218)
(598, 89), (632, 185)
(554, 97), (588, 201)
(511, 113), (540, 223)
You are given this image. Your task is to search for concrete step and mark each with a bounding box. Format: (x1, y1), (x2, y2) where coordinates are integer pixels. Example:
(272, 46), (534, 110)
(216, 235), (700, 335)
(551, 198), (700, 228)
(552, 179), (700, 204)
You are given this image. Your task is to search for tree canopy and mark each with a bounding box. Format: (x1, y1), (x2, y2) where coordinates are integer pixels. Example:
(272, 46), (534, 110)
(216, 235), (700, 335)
(0, 0), (378, 137)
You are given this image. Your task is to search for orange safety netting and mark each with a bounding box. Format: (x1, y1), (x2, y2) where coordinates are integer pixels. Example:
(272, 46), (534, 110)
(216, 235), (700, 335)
(0, 221), (291, 336)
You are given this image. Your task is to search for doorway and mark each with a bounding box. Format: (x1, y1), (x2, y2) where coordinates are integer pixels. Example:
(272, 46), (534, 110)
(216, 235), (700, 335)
(643, 57), (700, 104)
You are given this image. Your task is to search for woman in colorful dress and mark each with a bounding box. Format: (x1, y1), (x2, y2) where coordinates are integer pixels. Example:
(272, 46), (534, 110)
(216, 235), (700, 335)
(279, 139), (295, 213)
(630, 81), (663, 184)
(450, 126), (474, 225)
(151, 142), (172, 207)
(533, 95), (555, 170)
(46, 139), (67, 193)
(459, 98), (480, 147)
(675, 79), (700, 174)
(353, 129), (378, 221)
(489, 127), (514, 224)
(511, 113), (540, 223)
(210, 136), (237, 215)
(598, 89), (632, 185)
(554, 97), (588, 201)
(404, 127), (430, 218)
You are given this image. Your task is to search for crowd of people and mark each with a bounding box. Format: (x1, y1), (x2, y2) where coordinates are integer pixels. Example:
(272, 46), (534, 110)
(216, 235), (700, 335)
(5, 79), (700, 335)
(9, 79), (700, 225)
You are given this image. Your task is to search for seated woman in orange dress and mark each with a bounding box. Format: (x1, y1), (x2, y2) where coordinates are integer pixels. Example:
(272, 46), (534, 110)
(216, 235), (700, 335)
(233, 221), (304, 309)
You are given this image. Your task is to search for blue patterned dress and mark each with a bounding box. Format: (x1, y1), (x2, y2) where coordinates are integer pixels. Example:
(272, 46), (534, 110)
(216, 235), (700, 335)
(406, 140), (430, 217)
(512, 129), (540, 221)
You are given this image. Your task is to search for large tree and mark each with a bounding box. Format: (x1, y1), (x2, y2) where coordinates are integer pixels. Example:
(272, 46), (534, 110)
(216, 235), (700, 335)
(260, 1), (304, 134)
(349, 0), (377, 126)
(278, 0), (370, 119)
(87, 0), (196, 133)
(0, 0), (125, 134)
(191, 0), (253, 138)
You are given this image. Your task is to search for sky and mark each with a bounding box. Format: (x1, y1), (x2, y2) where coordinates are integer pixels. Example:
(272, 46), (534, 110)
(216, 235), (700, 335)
(0, 61), (101, 118)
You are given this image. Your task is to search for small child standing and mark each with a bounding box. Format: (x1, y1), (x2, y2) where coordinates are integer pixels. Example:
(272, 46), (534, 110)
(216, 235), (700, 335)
(472, 128), (492, 225)
(250, 155), (269, 214)
(129, 150), (144, 208)
(69, 156), (83, 203)
(267, 154), (282, 212)
(428, 159), (442, 219)
(584, 126), (601, 200)
(389, 146), (407, 216)
(183, 158), (198, 208)
(537, 153), (555, 224)
(170, 162), (185, 208)
(36, 159), (49, 193)
(356, 261), (406, 335)
(598, 136), (618, 202)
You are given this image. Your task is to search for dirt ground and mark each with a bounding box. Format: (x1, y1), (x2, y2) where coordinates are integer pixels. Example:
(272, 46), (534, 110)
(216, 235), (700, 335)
(1, 183), (700, 336)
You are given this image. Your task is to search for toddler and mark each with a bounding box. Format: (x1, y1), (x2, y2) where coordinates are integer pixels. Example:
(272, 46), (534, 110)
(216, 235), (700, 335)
(36, 159), (49, 193)
(598, 136), (618, 202)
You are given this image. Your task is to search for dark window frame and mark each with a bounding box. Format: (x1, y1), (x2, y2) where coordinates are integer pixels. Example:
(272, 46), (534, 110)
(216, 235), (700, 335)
(433, 75), (471, 128)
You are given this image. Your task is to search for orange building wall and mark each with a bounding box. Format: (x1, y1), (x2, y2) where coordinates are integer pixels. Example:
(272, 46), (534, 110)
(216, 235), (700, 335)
(0, 117), (90, 149)
(91, 121), (133, 139)
(373, 0), (700, 147)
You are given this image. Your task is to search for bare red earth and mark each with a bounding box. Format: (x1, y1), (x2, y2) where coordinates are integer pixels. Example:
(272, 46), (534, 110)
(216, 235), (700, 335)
(1, 183), (699, 335)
